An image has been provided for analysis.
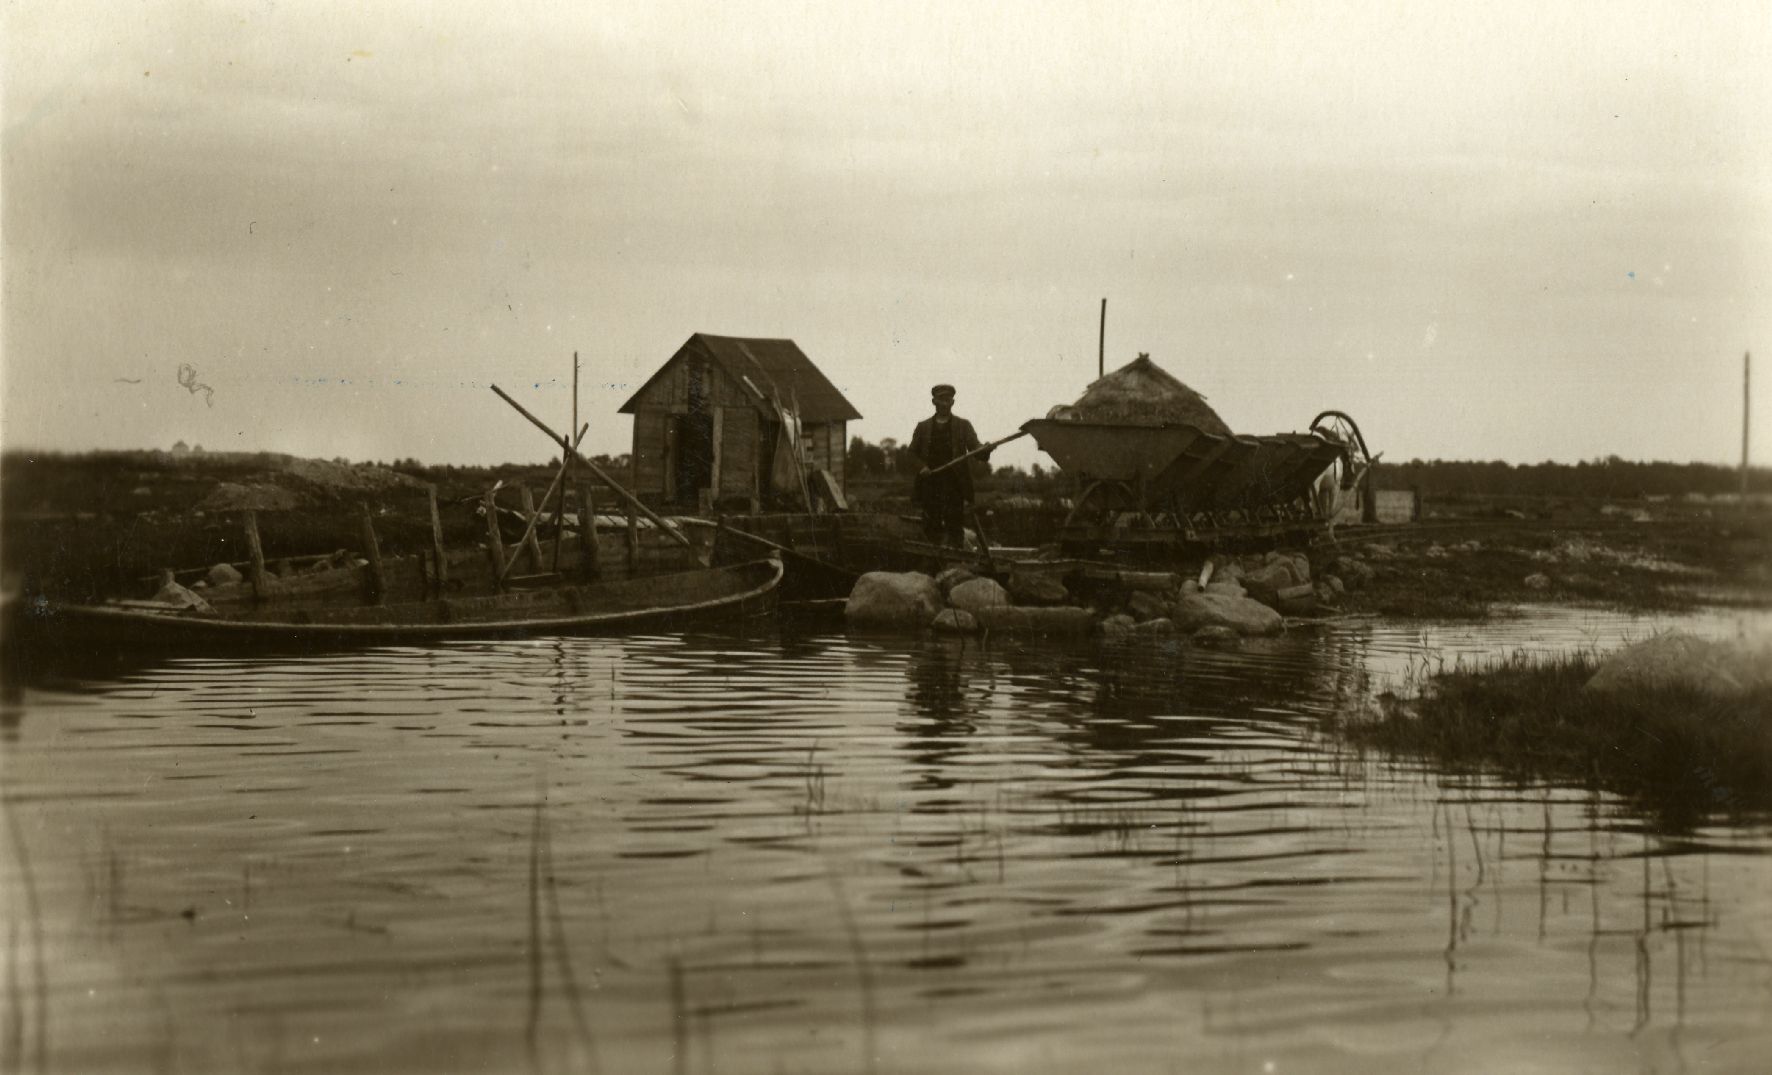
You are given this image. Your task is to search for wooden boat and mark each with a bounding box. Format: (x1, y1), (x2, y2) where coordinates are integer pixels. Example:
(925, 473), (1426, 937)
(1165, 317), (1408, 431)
(19, 556), (782, 650)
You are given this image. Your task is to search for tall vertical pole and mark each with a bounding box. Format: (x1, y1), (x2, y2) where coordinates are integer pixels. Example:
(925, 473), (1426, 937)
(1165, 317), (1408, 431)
(1743, 351), (1752, 510)
(1098, 298), (1106, 380)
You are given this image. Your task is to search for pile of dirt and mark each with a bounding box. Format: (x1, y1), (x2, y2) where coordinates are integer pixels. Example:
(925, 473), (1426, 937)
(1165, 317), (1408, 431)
(198, 481), (306, 512)
(1045, 354), (1232, 433)
(281, 458), (427, 496)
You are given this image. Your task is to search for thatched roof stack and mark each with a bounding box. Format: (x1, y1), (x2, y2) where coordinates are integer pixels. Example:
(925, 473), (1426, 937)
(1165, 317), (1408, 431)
(1046, 354), (1232, 434)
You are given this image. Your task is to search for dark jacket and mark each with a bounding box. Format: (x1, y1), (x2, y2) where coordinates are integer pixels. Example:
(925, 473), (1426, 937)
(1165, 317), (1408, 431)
(911, 415), (985, 502)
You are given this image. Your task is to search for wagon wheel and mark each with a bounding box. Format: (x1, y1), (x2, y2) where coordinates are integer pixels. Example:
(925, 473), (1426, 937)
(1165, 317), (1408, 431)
(1064, 479), (1136, 527)
(1309, 410), (1373, 488)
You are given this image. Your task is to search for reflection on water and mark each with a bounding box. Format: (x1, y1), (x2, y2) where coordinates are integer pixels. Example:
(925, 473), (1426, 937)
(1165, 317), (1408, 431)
(3, 607), (1770, 1073)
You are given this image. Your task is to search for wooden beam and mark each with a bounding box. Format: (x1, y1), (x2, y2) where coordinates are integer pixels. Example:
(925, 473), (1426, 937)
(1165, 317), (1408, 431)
(427, 484), (449, 592)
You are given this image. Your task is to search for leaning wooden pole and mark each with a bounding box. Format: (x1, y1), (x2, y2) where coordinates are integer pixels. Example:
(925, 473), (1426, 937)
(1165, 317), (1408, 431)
(489, 384), (698, 554)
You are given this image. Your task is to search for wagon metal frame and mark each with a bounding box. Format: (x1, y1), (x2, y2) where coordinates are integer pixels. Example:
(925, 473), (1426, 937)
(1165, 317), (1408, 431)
(1021, 410), (1372, 555)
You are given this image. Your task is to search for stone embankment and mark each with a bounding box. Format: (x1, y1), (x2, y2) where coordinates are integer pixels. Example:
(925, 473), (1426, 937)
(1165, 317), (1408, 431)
(844, 547), (1377, 642)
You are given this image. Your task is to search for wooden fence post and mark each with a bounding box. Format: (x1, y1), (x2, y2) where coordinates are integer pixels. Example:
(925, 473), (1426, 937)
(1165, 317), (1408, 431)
(242, 510), (270, 600)
(579, 482), (601, 580)
(427, 484), (449, 592)
(359, 503), (385, 604)
(484, 487), (507, 591)
(518, 484), (546, 573)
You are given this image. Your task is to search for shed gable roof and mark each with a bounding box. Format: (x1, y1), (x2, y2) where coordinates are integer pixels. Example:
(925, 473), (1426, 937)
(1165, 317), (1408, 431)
(618, 333), (862, 421)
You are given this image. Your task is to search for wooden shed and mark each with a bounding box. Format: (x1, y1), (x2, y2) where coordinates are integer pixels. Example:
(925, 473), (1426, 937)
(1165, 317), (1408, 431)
(618, 333), (862, 511)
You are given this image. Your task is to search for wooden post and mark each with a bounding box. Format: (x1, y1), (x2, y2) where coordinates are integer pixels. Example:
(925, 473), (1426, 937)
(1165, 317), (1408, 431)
(242, 510), (270, 599)
(1361, 466), (1379, 524)
(359, 503), (385, 604)
(579, 482), (601, 579)
(555, 352), (578, 571)
(1743, 351), (1752, 511)
(1098, 298), (1106, 379)
(484, 486), (507, 591)
(427, 484), (449, 592)
(518, 484), (546, 572)
(626, 503), (639, 575)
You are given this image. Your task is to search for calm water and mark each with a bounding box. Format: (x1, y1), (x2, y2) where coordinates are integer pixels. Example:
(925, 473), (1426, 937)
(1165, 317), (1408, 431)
(3, 607), (1771, 1074)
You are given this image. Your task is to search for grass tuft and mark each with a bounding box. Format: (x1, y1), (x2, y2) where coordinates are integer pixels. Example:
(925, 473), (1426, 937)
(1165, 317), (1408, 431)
(1338, 649), (1772, 828)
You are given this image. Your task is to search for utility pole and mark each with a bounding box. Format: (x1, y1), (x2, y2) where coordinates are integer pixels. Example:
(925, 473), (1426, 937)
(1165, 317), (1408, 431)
(1098, 298), (1106, 380)
(1743, 351), (1752, 510)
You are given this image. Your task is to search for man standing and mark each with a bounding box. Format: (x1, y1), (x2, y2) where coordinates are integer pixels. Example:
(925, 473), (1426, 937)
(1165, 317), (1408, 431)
(910, 383), (988, 547)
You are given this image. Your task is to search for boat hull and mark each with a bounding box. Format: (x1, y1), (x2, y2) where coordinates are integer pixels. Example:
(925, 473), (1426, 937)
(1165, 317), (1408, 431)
(14, 558), (783, 652)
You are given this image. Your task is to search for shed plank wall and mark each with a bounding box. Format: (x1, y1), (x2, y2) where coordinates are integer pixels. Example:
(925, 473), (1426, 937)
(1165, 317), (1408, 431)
(718, 407), (759, 499)
(631, 411), (668, 498)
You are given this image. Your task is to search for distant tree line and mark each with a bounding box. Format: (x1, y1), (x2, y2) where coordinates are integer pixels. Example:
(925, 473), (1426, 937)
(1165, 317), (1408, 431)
(1381, 456), (1771, 500)
(842, 437), (1771, 500)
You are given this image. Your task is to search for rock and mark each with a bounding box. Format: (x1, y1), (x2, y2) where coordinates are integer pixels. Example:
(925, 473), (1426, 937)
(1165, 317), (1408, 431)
(1204, 579), (1246, 598)
(1116, 570), (1180, 593)
(931, 608), (980, 634)
(1133, 617), (1176, 636)
(1523, 573), (1551, 590)
(1503, 508), (1527, 519)
(1126, 591), (1169, 621)
(844, 571), (944, 628)
(151, 580), (213, 612)
(935, 566), (978, 597)
(1325, 575), (1346, 595)
(1245, 559), (1302, 595)
(1338, 559), (1376, 585)
(949, 577), (1011, 614)
(1274, 583), (1316, 615)
(1314, 583), (1335, 605)
(1007, 566), (1070, 606)
(206, 562), (244, 587)
(1172, 593), (1283, 636)
(1425, 544), (1450, 560)
(1366, 543), (1397, 560)
(1191, 625), (1241, 647)
(1585, 633), (1772, 699)
(1096, 613), (1137, 640)
(973, 606), (1095, 635)
(1177, 579), (1201, 596)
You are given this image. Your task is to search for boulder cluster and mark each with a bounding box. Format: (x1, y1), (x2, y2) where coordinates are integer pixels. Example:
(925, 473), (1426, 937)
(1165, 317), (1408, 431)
(844, 548), (1373, 644)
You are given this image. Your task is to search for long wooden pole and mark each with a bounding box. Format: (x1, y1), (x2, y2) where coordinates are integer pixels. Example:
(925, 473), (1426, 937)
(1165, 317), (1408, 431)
(923, 430), (1029, 477)
(490, 384), (698, 554)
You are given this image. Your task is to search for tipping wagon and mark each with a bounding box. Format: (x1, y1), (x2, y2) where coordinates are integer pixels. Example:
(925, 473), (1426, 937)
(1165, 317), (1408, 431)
(1020, 409), (1373, 557)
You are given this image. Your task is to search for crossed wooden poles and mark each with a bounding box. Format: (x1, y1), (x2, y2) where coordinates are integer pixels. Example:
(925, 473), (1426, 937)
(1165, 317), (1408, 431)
(487, 383), (700, 589)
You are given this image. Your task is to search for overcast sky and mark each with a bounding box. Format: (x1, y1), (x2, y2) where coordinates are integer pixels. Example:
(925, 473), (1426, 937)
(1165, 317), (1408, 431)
(4, 1), (1769, 469)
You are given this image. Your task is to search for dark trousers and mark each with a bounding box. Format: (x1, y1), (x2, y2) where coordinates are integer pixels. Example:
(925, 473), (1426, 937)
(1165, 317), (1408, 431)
(921, 478), (967, 546)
